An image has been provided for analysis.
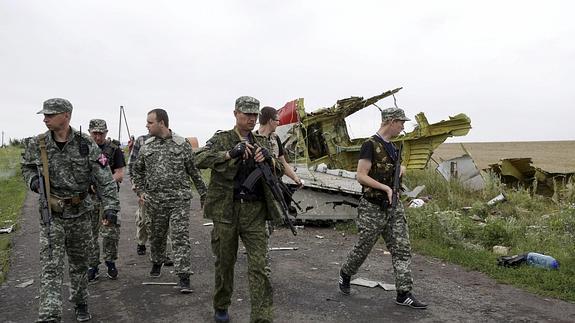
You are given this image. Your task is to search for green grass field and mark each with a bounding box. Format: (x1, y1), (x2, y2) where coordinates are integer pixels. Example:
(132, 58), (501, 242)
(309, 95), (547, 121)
(0, 146), (26, 284)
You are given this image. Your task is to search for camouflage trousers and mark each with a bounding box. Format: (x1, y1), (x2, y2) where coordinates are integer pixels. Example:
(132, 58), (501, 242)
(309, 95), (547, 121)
(211, 201), (272, 323)
(135, 202), (149, 245)
(341, 198), (413, 292)
(135, 202), (173, 257)
(38, 213), (91, 322)
(88, 201), (120, 267)
(147, 199), (191, 274)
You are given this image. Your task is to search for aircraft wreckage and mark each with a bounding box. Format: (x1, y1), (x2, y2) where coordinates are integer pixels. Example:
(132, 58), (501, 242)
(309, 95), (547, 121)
(274, 87), (472, 221)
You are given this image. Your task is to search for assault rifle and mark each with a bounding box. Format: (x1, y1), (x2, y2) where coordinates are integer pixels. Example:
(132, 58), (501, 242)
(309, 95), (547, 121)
(37, 165), (53, 258)
(391, 142), (403, 209)
(242, 153), (301, 236)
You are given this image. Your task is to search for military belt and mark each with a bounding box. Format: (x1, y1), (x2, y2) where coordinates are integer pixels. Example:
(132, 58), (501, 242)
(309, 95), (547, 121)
(49, 192), (88, 213)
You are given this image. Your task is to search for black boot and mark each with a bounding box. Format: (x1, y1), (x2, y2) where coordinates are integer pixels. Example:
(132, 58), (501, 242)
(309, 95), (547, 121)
(75, 304), (92, 322)
(105, 261), (118, 279)
(178, 274), (193, 294)
(149, 262), (162, 278)
(87, 266), (99, 284)
(214, 309), (230, 323)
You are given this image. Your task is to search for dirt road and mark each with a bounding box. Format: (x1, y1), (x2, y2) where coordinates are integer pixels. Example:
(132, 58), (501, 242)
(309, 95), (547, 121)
(2, 179), (575, 322)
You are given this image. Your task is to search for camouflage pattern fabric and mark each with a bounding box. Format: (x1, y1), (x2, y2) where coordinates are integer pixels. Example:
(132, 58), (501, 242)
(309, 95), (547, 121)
(128, 134), (150, 178)
(131, 132), (207, 204)
(21, 127), (120, 321)
(196, 127), (283, 323)
(380, 107), (411, 121)
(131, 132), (207, 274)
(38, 216), (91, 321)
(341, 198), (413, 293)
(146, 199), (190, 272)
(267, 132), (281, 159)
(88, 139), (124, 266)
(211, 201), (272, 323)
(129, 134), (151, 246)
(195, 127), (283, 224)
(135, 203), (149, 245)
(88, 200), (121, 266)
(362, 137), (396, 201)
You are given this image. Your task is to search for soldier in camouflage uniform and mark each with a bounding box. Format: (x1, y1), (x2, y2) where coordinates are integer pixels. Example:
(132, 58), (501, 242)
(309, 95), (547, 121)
(21, 98), (120, 322)
(338, 107), (427, 309)
(131, 108), (207, 293)
(196, 96), (284, 323)
(127, 134), (174, 265)
(86, 119), (126, 282)
(128, 134), (151, 255)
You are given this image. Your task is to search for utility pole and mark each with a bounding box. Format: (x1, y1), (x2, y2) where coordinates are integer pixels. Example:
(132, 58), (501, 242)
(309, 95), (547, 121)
(118, 106), (132, 145)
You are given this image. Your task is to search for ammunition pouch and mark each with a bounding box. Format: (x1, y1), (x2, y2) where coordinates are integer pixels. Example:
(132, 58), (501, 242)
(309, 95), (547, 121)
(49, 192), (88, 213)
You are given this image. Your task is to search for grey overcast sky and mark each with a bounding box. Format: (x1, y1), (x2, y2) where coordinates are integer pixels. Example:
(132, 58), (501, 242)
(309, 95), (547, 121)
(1, 0), (573, 145)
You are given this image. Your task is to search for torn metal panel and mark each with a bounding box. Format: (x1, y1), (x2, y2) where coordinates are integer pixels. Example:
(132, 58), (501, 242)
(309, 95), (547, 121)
(436, 154), (485, 190)
(399, 113), (472, 170)
(285, 164), (361, 221)
(489, 158), (574, 197)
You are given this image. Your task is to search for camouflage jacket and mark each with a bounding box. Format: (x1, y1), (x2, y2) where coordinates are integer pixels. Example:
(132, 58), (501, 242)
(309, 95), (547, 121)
(195, 127), (284, 224)
(128, 134), (150, 178)
(131, 131), (207, 204)
(21, 127), (120, 218)
(362, 136), (396, 201)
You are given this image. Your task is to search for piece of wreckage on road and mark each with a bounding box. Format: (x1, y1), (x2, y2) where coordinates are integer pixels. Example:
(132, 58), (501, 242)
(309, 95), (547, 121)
(274, 87), (472, 221)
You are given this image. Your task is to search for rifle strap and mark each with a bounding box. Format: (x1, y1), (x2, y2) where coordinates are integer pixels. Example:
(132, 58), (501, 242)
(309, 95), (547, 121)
(38, 133), (52, 214)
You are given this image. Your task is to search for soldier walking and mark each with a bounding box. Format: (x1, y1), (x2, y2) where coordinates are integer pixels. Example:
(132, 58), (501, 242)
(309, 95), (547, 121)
(338, 107), (427, 309)
(131, 108), (207, 293)
(86, 119), (125, 282)
(128, 134), (151, 256)
(127, 133), (174, 266)
(196, 96), (284, 323)
(21, 98), (120, 322)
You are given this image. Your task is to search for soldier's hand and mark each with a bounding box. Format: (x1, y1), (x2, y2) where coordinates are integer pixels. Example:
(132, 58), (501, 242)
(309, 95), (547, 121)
(228, 142), (247, 159)
(102, 209), (118, 226)
(30, 176), (40, 193)
(254, 147), (271, 163)
(381, 184), (393, 204)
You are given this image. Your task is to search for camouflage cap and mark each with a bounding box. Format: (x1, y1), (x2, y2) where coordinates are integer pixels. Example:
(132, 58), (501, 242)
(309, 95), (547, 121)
(36, 98), (73, 115)
(88, 119), (108, 132)
(381, 107), (411, 121)
(235, 96), (260, 114)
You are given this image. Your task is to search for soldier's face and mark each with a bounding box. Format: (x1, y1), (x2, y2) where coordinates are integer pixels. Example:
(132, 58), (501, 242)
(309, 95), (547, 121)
(146, 112), (162, 136)
(43, 112), (70, 131)
(234, 110), (258, 132)
(390, 120), (405, 136)
(270, 114), (280, 131)
(90, 131), (107, 145)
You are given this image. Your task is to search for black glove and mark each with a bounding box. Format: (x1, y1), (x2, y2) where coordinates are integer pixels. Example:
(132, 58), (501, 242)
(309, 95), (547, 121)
(103, 209), (118, 225)
(229, 142), (246, 159)
(30, 176), (40, 193)
(259, 147), (272, 162)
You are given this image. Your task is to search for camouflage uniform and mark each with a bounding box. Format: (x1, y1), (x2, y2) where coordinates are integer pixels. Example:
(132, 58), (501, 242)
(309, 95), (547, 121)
(128, 134), (152, 246)
(88, 119), (125, 269)
(21, 98), (120, 322)
(341, 109), (414, 294)
(131, 132), (207, 275)
(196, 97), (284, 323)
